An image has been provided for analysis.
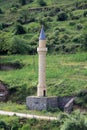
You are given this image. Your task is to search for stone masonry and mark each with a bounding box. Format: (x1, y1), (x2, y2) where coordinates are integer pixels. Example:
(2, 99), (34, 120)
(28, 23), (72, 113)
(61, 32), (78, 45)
(26, 96), (58, 110)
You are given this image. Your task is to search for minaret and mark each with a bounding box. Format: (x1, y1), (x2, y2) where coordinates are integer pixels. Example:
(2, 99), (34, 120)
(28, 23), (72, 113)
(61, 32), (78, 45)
(37, 27), (47, 97)
(26, 27), (59, 111)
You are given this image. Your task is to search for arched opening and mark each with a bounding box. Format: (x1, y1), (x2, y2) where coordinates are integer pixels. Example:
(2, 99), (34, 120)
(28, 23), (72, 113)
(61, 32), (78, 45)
(43, 90), (46, 97)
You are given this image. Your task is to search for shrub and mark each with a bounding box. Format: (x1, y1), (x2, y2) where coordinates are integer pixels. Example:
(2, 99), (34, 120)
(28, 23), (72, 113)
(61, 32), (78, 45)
(19, 0), (26, 5)
(0, 31), (12, 54)
(76, 23), (83, 30)
(38, 17), (48, 29)
(83, 10), (87, 17)
(14, 23), (26, 35)
(10, 7), (17, 13)
(81, 33), (87, 51)
(69, 21), (76, 26)
(57, 11), (68, 21)
(11, 37), (29, 54)
(71, 15), (81, 20)
(0, 8), (3, 14)
(61, 111), (87, 130)
(0, 23), (3, 30)
(72, 34), (84, 43)
(18, 9), (30, 24)
(0, 121), (9, 130)
(11, 3), (20, 8)
(37, 0), (47, 6)
(11, 37), (37, 55)
(21, 124), (31, 130)
(54, 30), (59, 36)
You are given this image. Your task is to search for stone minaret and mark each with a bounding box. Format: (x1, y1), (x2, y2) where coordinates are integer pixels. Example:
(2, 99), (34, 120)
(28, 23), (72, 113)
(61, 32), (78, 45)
(37, 27), (47, 97)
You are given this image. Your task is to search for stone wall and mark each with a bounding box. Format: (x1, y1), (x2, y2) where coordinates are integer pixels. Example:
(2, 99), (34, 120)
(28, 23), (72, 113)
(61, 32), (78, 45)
(26, 96), (58, 110)
(64, 98), (74, 113)
(26, 96), (75, 113)
(58, 96), (74, 110)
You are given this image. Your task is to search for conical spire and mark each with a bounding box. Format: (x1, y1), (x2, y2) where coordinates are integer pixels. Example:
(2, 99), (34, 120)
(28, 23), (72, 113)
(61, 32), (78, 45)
(39, 26), (46, 40)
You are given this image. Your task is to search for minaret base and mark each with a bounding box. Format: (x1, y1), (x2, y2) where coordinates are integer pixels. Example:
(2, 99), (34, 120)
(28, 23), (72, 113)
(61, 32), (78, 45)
(26, 96), (58, 111)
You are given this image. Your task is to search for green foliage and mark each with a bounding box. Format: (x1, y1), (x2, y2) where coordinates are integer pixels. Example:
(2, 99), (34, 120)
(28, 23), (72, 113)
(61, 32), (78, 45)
(76, 23), (83, 30)
(83, 10), (87, 17)
(0, 31), (12, 54)
(14, 23), (26, 35)
(37, 0), (47, 6)
(69, 21), (76, 26)
(82, 33), (87, 51)
(57, 11), (68, 21)
(21, 124), (31, 130)
(19, 0), (26, 5)
(0, 112), (87, 130)
(0, 8), (3, 14)
(61, 111), (87, 130)
(11, 37), (30, 54)
(0, 121), (9, 130)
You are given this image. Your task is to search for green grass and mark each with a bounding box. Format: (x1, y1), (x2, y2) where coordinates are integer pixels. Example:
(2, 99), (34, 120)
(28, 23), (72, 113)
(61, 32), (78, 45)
(1, 52), (87, 98)
(0, 102), (61, 117)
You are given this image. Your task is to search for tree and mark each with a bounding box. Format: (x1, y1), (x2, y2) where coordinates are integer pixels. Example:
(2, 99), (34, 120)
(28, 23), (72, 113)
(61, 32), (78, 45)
(19, 0), (26, 5)
(19, 9), (29, 24)
(37, 0), (47, 6)
(57, 11), (68, 21)
(14, 23), (26, 35)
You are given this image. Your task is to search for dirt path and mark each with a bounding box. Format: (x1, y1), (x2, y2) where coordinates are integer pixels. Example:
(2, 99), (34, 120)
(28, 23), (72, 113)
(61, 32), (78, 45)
(0, 110), (58, 120)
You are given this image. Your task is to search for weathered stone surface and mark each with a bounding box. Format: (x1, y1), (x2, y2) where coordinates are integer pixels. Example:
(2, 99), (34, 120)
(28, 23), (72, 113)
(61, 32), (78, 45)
(0, 80), (8, 101)
(58, 96), (74, 110)
(26, 96), (58, 110)
(26, 96), (75, 112)
(64, 98), (74, 113)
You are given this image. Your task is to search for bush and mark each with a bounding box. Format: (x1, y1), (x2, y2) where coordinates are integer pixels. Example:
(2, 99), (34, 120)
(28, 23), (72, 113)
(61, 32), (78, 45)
(72, 35), (84, 43)
(0, 31), (12, 55)
(11, 3), (20, 8)
(0, 121), (9, 130)
(69, 21), (76, 26)
(57, 11), (68, 21)
(83, 10), (87, 17)
(0, 23), (3, 30)
(0, 8), (3, 14)
(14, 23), (26, 35)
(76, 23), (83, 30)
(10, 7), (17, 13)
(18, 9), (32, 24)
(11, 37), (29, 54)
(71, 15), (81, 20)
(61, 111), (87, 130)
(37, 0), (47, 6)
(11, 37), (37, 55)
(81, 33), (87, 51)
(21, 124), (31, 130)
(19, 0), (26, 5)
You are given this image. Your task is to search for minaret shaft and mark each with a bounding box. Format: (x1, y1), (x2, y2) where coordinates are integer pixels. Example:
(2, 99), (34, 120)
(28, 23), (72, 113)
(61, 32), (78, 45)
(38, 53), (46, 85)
(37, 37), (47, 97)
(37, 27), (47, 97)
(37, 48), (47, 96)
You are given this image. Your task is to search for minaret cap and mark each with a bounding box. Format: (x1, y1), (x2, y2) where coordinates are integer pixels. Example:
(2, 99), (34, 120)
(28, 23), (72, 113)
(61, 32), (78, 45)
(39, 26), (46, 40)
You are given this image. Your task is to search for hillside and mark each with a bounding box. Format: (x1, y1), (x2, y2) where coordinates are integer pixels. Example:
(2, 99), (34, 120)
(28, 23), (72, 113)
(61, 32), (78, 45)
(1, 1), (87, 129)
(0, 0), (87, 106)
(0, 0), (87, 54)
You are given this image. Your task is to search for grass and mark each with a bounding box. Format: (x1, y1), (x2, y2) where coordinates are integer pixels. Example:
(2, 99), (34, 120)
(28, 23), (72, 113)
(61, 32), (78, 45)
(1, 52), (87, 97)
(0, 102), (61, 117)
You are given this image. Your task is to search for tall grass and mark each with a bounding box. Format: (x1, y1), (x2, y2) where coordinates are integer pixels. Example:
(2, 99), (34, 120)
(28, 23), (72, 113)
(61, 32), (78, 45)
(1, 53), (87, 97)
